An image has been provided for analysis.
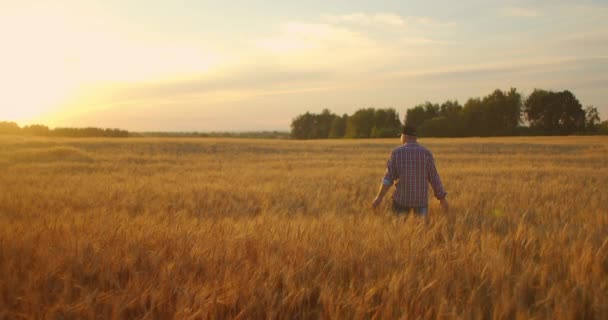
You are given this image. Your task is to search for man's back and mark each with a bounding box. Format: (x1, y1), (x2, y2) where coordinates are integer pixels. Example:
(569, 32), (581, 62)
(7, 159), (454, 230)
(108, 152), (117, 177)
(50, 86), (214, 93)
(383, 141), (446, 208)
(371, 126), (448, 215)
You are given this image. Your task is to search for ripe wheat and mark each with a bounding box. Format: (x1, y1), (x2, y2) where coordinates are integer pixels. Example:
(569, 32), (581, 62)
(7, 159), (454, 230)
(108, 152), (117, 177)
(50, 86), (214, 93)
(0, 136), (606, 319)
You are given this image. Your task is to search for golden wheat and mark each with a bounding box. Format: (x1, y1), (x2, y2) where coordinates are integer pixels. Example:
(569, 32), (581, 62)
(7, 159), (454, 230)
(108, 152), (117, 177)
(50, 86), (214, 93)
(0, 136), (607, 319)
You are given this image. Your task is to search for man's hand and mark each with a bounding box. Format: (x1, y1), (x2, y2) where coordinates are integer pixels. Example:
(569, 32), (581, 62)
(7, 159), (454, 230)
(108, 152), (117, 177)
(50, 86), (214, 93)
(440, 198), (450, 212)
(371, 196), (383, 209)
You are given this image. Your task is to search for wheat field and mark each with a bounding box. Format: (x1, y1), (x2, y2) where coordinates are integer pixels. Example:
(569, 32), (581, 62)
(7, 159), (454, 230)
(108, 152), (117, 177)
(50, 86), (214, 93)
(0, 135), (607, 319)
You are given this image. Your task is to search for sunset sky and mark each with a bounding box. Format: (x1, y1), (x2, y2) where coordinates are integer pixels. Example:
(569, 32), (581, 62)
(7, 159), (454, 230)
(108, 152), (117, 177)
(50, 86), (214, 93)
(1, 0), (607, 131)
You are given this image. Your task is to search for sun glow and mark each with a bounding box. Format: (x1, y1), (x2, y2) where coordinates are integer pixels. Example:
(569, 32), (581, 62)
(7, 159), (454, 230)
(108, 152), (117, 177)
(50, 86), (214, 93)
(0, 2), (224, 125)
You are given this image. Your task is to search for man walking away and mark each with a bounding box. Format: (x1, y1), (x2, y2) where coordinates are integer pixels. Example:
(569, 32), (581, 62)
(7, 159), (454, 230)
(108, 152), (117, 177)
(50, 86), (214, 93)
(371, 126), (449, 219)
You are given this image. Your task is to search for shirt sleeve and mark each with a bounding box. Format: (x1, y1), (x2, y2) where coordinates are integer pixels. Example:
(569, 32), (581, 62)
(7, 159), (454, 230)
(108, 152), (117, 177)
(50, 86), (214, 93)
(382, 152), (398, 186)
(427, 153), (447, 200)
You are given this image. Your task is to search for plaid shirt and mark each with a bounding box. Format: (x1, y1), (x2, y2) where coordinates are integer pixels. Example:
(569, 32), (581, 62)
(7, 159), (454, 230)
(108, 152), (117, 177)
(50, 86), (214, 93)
(382, 141), (447, 207)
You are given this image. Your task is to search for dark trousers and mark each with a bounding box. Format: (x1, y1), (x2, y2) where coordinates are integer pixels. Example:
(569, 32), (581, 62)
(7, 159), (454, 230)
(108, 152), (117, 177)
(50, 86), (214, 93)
(392, 200), (428, 216)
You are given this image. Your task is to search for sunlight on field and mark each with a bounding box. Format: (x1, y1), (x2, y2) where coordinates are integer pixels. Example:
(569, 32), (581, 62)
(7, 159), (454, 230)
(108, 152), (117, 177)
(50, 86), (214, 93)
(0, 136), (607, 318)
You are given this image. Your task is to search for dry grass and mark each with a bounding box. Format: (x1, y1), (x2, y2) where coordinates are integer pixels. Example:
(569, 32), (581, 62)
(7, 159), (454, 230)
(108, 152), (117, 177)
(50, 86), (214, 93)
(0, 135), (607, 319)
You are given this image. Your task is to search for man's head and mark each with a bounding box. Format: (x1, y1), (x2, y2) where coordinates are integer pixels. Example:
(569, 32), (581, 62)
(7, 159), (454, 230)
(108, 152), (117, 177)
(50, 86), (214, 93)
(401, 125), (417, 144)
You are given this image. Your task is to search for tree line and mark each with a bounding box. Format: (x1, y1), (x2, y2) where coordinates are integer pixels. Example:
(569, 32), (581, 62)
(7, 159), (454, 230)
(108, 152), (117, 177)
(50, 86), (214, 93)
(291, 108), (402, 139)
(291, 88), (607, 139)
(140, 131), (290, 139)
(0, 122), (130, 137)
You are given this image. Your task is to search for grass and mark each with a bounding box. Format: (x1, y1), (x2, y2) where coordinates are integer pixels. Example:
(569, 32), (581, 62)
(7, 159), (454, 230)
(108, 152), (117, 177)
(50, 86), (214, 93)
(0, 135), (607, 319)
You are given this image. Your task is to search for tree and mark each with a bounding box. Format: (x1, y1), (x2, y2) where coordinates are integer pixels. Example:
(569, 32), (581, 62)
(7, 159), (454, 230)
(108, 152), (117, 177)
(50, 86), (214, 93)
(439, 100), (463, 119)
(599, 121), (608, 135)
(418, 116), (450, 137)
(524, 89), (585, 134)
(0, 121), (21, 135)
(329, 114), (348, 138)
(405, 102), (439, 127)
(315, 109), (336, 139)
(290, 110), (339, 139)
(372, 108), (402, 138)
(290, 112), (315, 139)
(462, 97), (490, 136)
(480, 88), (522, 135)
(22, 124), (50, 136)
(584, 106), (601, 132)
(345, 108), (375, 138)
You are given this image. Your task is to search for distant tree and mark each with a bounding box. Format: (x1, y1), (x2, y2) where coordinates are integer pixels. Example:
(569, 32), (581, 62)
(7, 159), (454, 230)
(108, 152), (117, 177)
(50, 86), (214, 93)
(404, 106), (425, 127)
(22, 124), (50, 136)
(424, 102), (440, 120)
(462, 97), (490, 136)
(290, 110), (339, 139)
(599, 121), (608, 135)
(371, 108), (402, 138)
(329, 114), (348, 138)
(290, 112), (315, 139)
(71, 127), (129, 137)
(524, 89), (585, 134)
(418, 116), (450, 137)
(405, 102), (439, 127)
(439, 100), (463, 119)
(584, 105), (601, 132)
(481, 88), (522, 135)
(345, 108), (375, 138)
(315, 109), (336, 139)
(0, 121), (21, 135)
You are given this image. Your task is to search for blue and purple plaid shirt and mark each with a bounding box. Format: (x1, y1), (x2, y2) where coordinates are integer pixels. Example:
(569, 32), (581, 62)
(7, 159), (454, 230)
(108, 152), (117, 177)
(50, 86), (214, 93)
(382, 141), (447, 208)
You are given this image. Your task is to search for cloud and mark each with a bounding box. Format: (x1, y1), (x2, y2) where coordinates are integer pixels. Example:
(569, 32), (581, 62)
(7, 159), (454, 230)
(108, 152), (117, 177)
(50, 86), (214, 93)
(321, 13), (455, 29)
(399, 37), (458, 46)
(321, 13), (405, 27)
(251, 21), (408, 74)
(500, 6), (543, 18)
(254, 22), (370, 54)
(404, 16), (455, 28)
(385, 56), (608, 80)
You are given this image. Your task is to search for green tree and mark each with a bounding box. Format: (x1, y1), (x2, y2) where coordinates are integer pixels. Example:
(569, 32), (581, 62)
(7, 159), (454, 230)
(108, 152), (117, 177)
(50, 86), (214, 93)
(372, 108), (402, 138)
(481, 88), (522, 135)
(524, 89), (585, 134)
(418, 116), (450, 137)
(345, 108), (375, 138)
(315, 109), (336, 139)
(439, 100), (463, 119)
(405, 102), (439, 127)
(329, 114), (348, 138)
(462, 97), (490, 136)
(290, 112), (315, 139)
(584, 105), (601, 132)
(599, 121), (608, 135)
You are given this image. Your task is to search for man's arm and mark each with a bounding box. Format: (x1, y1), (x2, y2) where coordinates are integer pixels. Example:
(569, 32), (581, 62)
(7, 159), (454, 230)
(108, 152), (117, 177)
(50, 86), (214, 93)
(427, 153), (449, 212)
(371, 183), (391, 209)
(371, 155), (397, 209)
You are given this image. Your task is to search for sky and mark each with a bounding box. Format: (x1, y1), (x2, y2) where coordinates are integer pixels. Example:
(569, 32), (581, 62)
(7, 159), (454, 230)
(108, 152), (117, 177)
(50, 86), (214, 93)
(1, 0), (607, 131)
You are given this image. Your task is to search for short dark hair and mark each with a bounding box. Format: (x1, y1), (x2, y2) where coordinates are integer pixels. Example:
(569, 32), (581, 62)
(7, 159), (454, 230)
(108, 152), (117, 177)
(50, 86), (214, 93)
(402, 125), (417, 136)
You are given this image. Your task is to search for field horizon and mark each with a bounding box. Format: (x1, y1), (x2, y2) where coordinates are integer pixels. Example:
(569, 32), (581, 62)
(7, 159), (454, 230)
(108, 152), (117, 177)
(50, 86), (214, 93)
(1, 135), (607, 319)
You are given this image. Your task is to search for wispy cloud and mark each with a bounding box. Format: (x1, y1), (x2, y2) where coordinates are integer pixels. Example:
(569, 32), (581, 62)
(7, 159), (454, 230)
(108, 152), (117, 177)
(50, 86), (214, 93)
(404, 16), (456, 28)
(322, 13), (455, 29)
(254, 22), (370, 54)
(399, 37), (458, 46)
(500, 6), (543, 18)
(321, 13), (405, 27)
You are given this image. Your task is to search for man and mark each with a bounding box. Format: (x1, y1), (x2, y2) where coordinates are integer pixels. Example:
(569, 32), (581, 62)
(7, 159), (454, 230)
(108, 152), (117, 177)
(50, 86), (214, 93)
(371, 126), (449, 218)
